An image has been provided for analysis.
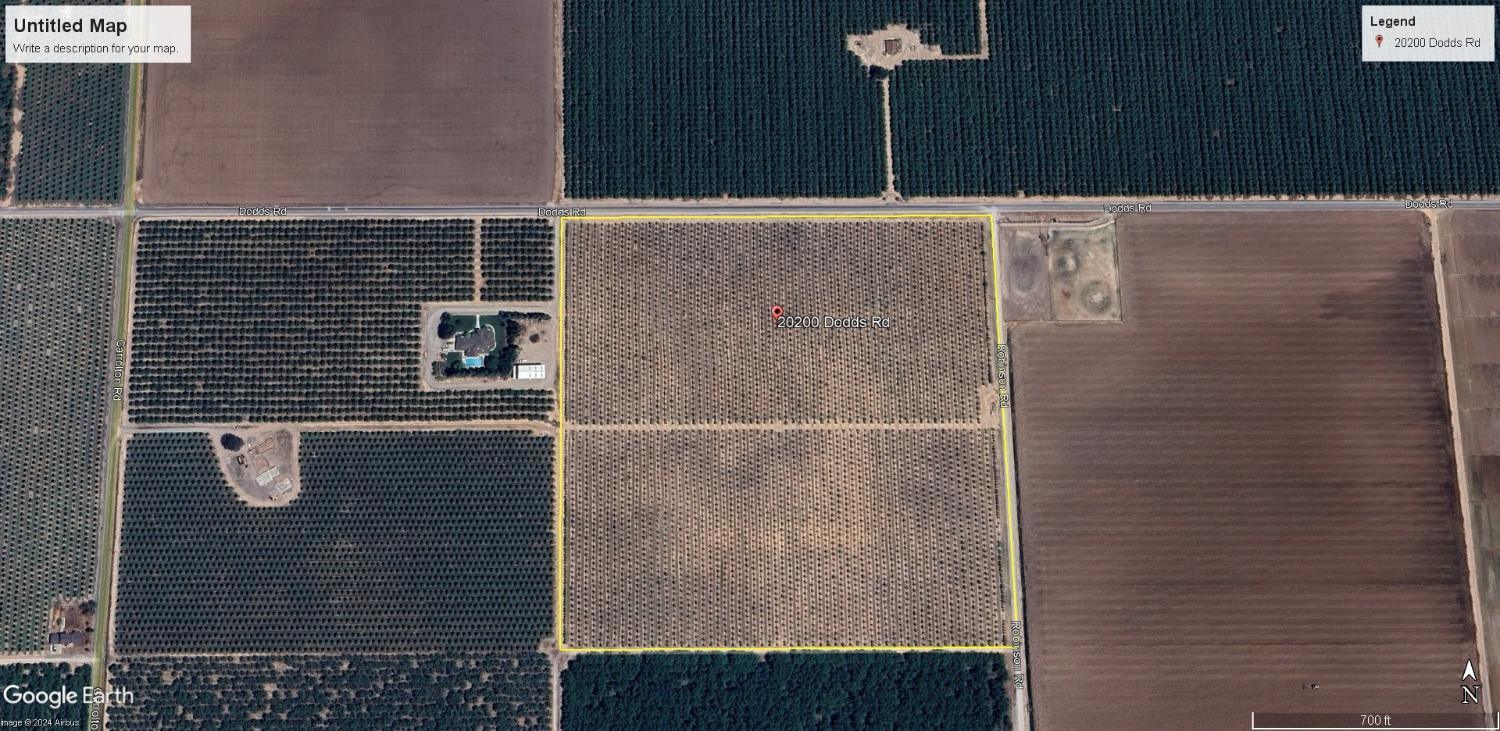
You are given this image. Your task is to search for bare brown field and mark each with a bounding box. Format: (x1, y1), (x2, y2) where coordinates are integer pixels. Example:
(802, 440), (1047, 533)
(563, 220), (992, 424)
(1011, 213), (1475, 729)
(140, 0), (555, 205)
(562, 427), (1004, 648)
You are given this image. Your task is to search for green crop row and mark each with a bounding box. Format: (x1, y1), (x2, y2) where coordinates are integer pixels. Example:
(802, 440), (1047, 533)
(0, 663), (89, 725)
(109, 654), (548, 730)
(482, 218), (554, 301)
(115, 431), (554, 653)
(14, 63), (124, 203)
(563, 653), (1010, 730)
(0, 219), (116, 651)
(565, 0), (1500, 198)
(129, 219), (553, 422)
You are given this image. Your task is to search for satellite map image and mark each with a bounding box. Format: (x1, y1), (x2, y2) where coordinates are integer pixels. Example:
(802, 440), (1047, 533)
(1, 1), (1499, 730)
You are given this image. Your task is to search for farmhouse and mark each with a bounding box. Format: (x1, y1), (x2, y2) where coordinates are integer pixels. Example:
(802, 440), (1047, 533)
(453, 325), (497, 358)
(47, 630), (84, 653)
(444, 324), (500, 369)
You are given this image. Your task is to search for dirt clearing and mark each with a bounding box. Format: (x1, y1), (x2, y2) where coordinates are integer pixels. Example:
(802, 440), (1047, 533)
(140, 0), (556, 205)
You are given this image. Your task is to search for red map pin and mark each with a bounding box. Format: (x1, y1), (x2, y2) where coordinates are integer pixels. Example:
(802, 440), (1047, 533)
(1376, 34), (1384, 47)
(770, 305), (784, 319)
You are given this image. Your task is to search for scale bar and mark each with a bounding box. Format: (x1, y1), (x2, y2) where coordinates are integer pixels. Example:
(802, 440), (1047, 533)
(1252, 712), (1500, 730)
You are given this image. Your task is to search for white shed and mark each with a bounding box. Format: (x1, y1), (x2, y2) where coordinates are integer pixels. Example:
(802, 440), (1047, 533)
(513, 363), (546, 380)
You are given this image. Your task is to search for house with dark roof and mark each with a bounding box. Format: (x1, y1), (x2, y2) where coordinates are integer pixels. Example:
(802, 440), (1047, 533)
(453, 325), (497, 357)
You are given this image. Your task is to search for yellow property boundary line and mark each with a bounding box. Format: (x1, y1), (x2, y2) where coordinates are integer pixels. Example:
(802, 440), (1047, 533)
(554, 212), (1021, 653)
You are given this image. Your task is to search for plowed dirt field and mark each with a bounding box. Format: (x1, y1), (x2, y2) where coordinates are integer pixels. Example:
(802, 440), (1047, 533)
(140, 0), (556, 205)
(1012, 212), (1476, 729)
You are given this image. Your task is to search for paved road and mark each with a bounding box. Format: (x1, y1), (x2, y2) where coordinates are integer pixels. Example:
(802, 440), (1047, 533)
(0, 197), (1497, 218)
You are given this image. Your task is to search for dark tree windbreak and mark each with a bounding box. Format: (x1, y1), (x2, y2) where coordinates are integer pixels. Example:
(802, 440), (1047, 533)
(0, 664), (89, 724)
(0, 61), (13, 197)
(108, 654), (549, 730)
(0, 1), (17, 198)
(562, 653), (1011, 730)
(115, 431), (554, 653)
